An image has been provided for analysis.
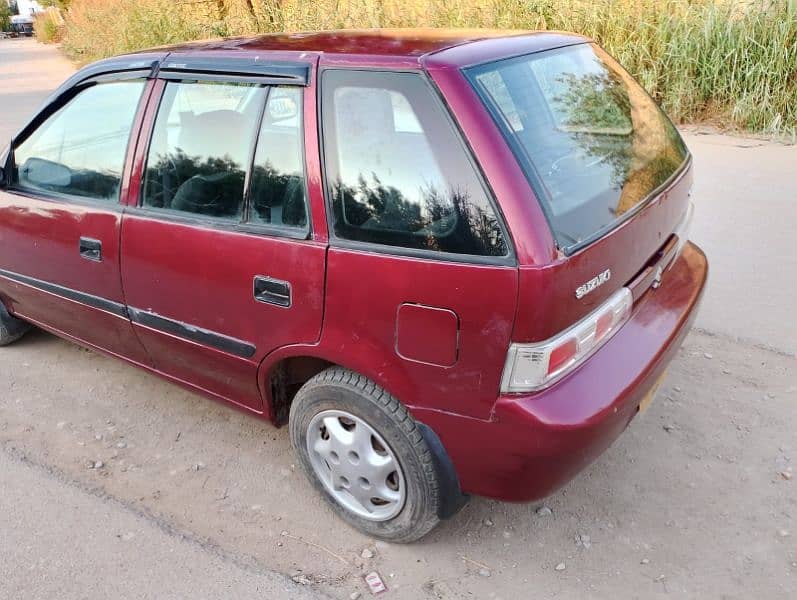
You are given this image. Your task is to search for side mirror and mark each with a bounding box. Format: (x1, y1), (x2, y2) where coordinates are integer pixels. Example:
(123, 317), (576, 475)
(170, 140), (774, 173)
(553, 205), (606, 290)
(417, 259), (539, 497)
(19, 157), (72, 189)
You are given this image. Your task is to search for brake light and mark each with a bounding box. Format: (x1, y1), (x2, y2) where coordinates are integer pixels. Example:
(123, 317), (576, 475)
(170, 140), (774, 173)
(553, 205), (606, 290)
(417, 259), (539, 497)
(500, 287), (633, 393)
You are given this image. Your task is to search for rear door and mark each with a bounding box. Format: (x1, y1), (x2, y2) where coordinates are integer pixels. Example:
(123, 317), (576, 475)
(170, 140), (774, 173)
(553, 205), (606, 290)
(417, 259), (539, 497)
(319, 68), (518, 420)
(0, 76), (151, 363)
(120, 58), (325, 411)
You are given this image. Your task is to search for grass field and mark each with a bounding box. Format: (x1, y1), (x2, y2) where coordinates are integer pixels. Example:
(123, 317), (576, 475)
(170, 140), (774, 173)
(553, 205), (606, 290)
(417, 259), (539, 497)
(45, 0), (797, 137)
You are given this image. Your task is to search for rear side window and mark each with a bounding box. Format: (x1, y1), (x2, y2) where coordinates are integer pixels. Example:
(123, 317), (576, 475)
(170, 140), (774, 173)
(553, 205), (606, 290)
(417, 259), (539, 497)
(142, 81), (265, 220)
(321, 70), (508, 258)
(13, 81), (145, 201)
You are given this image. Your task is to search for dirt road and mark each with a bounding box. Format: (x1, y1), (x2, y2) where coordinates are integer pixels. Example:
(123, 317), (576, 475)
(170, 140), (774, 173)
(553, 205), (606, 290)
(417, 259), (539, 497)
(1, 39), (795, 599)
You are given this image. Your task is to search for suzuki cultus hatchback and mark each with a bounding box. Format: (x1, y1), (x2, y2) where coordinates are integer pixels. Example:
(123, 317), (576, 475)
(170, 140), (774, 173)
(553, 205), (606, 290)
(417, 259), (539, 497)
(0, 30), (707, 542)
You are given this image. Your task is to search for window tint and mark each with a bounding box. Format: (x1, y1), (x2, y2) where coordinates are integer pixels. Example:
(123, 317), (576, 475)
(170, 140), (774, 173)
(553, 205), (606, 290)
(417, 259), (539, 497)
(248, 87), (307, 228)
(321, 70), (508, 258)
(142, 81), (265, 220)
(13, 81), (145, 201)
(469, 44), (688, 251)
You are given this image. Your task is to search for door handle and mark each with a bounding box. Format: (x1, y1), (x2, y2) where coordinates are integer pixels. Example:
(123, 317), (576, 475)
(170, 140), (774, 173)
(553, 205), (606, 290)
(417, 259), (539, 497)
(79, 237), (102, 262)
(253, 276), (291, 308)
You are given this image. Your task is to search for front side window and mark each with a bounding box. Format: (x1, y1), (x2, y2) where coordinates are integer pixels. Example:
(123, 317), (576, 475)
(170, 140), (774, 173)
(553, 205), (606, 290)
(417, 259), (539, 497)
(468, 43), (689, 252)
(142, 81), (265, 220)
(321, 70), (508, 258)
(13, 80), (145, 201)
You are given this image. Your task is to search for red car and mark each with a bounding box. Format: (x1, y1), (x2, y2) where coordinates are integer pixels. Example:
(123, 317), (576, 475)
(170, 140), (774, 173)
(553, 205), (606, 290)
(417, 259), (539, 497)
(0, 29), (707, 542)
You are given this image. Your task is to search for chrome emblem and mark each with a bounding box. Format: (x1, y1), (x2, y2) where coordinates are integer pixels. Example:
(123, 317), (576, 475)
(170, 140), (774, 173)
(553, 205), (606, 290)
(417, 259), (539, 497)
(575, 269), (611, 299)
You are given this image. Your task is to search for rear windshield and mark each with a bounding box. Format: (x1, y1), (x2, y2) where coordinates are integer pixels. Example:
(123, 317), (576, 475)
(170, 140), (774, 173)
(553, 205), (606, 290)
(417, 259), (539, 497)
(467, 43), (688, 253)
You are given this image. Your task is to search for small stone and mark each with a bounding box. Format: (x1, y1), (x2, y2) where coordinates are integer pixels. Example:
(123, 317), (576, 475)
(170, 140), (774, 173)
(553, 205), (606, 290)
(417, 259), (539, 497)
(56, 421), (67, 430)
(94, 433), (103, 441)
(704, 353), (713, 359)
(536, 506), (553, 517)
(93, 461), (104, 469)
(780, 471), (792, 481)
(640, 558), (650, 565)
(349, 593), (361, 600)
(251, 504), (263, 510)
(361, 548), (374, 559)
(291, 574), (312, 585)
(663, 424), (676, 433)
(116, 441), (127, 449)
(778, 529), (790, 538)
(192, 462), (205, 471)
(555, 562), (566, 571)
(280, 530), (288, 537)
(673, 386), (682, 392)
(502, 530), (512, 539)
(575, 533), (591, 549)
(478, 568), (491, 577)
(483, 517), (494, 527)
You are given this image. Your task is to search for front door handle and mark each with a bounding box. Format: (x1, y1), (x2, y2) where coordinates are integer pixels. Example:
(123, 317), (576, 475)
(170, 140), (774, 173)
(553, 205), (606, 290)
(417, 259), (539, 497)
(79, 237), (102, 262)
(253, 276), (291, 308)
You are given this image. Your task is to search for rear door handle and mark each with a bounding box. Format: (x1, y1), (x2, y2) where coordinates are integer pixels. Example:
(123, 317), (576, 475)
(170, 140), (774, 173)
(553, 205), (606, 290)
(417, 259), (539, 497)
(79, 237), (102, 262)
(253, 276), (291, 307)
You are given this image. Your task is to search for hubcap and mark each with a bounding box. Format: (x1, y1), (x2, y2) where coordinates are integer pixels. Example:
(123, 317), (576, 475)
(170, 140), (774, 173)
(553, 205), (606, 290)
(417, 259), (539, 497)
(306, 410), (406, 521)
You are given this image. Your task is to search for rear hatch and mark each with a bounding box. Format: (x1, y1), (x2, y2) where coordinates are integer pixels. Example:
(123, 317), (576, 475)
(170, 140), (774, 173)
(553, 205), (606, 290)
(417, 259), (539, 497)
(466, 42), (693, 342)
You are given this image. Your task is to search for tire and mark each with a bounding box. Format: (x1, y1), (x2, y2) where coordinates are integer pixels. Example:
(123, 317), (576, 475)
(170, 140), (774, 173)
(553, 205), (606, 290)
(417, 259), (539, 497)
(0, 302), (31, 346)
(289, 367), (443, 543)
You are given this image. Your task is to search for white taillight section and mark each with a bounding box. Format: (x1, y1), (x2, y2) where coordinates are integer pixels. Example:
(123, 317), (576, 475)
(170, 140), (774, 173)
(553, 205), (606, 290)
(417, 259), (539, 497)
(672, 201), (694, 260)
(500, 287), (633, 393)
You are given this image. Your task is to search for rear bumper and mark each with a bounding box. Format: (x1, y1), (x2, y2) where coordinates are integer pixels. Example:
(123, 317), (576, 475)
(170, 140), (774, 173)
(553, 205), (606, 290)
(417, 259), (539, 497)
(416, 241), (708, 502)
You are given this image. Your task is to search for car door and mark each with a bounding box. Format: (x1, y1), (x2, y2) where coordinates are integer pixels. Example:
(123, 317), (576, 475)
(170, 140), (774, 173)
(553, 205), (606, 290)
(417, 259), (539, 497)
(318, 68), (518, 420)
(120, 58), (325, 412)
(0, 75), (152, 364)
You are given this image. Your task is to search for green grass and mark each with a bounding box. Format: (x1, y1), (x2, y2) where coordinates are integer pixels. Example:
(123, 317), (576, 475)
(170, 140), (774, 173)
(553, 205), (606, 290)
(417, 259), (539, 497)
(55, 0), (797, 137)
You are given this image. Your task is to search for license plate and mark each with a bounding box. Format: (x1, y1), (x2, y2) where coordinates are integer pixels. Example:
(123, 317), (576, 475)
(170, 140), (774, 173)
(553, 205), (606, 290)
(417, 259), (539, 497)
(638, 370), (668, 414)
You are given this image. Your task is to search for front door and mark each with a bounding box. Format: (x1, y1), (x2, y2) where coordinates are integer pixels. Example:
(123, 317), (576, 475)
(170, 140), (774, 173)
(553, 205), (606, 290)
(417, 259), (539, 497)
(0, 77), (151, 364)
(120, 66), (325, 412)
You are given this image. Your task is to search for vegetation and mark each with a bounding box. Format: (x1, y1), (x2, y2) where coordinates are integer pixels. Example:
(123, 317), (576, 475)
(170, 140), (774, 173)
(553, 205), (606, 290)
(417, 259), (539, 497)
(0, 2), (14, 32)
(34, 10), (64, 43)
(39, 0), (797, 136)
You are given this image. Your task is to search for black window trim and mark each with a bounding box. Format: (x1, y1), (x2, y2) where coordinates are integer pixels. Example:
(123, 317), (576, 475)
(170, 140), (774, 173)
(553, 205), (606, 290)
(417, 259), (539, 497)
(463, 43), (693, 256)
(136, 75), (313, 241)
(317, 66), (517, 268)
(158, 56), (310, 86)
(6, 75), (151, 208)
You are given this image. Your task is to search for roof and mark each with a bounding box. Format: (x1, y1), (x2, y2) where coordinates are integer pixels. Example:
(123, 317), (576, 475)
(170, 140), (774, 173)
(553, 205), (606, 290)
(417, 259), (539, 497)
(147, 28), (552, 58)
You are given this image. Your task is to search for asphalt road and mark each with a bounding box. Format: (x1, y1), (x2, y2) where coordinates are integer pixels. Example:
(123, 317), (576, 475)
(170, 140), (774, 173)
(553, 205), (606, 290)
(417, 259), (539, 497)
(1, 38), (795, 600)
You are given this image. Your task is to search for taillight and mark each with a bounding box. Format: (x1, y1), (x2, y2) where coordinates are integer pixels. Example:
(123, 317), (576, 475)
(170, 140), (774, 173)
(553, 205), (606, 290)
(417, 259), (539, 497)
(671, 201), (694, 264)
(500, 287), (633, 393)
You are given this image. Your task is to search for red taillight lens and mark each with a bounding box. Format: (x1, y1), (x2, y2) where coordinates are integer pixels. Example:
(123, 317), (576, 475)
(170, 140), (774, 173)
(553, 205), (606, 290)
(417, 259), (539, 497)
(547, 338), (578, 375)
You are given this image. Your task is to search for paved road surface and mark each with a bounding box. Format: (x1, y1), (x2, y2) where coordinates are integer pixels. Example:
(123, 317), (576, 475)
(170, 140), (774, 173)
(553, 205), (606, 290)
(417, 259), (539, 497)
(1, 38), (795, 600)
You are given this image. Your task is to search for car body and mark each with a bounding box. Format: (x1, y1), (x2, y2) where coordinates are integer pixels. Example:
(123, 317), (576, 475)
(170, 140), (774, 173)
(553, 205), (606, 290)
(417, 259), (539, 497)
(0, 29), (707, 540)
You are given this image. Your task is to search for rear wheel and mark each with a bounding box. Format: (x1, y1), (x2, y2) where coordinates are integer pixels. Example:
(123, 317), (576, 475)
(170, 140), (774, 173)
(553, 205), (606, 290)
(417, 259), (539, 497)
(289, 367), (442, 543)
(0, 303), (31, 346)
